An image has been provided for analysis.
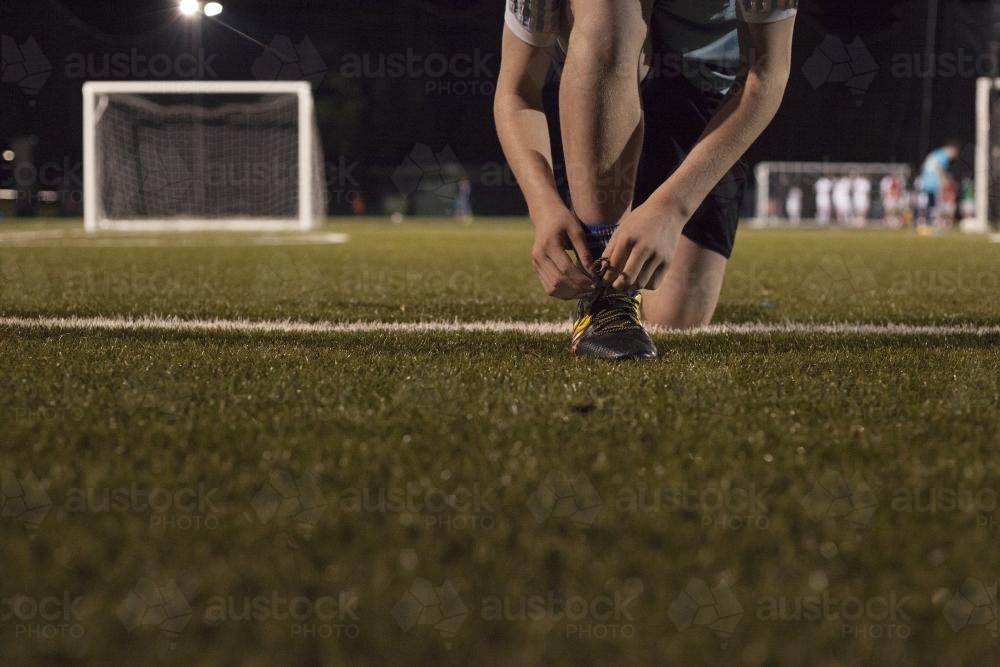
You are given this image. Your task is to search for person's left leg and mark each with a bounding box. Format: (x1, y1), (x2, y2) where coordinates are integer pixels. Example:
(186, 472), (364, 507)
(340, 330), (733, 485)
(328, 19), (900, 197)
(641, 237), (727, 328)
(632, 72), (748, 330)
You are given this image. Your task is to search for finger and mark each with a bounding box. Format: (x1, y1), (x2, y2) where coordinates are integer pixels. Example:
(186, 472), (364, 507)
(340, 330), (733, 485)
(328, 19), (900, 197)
(533, 256), (559, 295)
(548, 238), (591, 281)
(644, 261), (669, 291)
(633, 256), (661, 292)
(566, 225), (593, 269)
(614, 248), (650, 290)
(541, 249), (588, 297)
(547, 248), (592, 294)
(602, 238), (632, 286)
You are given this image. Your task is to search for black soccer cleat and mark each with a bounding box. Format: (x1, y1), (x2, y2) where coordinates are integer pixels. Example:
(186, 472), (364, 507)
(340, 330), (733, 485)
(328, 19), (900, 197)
(570, 259), (657, 361)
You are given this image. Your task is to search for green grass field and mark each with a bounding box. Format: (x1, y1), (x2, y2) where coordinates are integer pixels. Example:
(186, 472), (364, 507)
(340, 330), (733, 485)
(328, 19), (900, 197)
(1, 219), (998, 665)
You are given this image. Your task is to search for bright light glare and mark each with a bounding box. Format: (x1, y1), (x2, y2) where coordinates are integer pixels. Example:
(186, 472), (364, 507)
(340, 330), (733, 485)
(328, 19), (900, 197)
(1, 150), (14, 162)
(179, 0), (201, 16)
(203, 2), (223, 17)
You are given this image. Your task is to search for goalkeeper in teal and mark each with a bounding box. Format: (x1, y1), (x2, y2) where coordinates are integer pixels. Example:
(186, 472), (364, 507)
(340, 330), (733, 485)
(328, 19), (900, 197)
(495, 1), (797, 359)
(919, 141), (961, 227)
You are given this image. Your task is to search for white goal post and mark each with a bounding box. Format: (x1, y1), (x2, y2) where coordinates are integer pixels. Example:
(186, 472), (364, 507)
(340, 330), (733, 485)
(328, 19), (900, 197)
(83, 81), (325, 232)
(976, 77), (998, 228)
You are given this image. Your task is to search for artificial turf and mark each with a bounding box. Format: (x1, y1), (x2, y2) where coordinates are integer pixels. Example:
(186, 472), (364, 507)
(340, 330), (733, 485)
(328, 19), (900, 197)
(0, 219), (997, 665)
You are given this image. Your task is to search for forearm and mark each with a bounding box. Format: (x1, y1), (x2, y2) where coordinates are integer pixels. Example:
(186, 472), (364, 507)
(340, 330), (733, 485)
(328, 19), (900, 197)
(646, 69), (788, 220)
(644, 13), (795, 222)
(494, 94), (565, 217)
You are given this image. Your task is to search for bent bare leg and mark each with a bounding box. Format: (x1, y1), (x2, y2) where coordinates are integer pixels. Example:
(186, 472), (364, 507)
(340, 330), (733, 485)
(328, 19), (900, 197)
(560, 0), (651, 227)
(641, 237), (728, 329)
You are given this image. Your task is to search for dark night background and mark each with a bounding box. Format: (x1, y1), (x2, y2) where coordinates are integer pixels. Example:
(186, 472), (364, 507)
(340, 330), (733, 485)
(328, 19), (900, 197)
(1, 0), (997, 215)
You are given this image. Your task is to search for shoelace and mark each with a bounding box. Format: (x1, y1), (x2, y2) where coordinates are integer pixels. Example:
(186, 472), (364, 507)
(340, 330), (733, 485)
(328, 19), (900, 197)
(581, 259), (642, 334)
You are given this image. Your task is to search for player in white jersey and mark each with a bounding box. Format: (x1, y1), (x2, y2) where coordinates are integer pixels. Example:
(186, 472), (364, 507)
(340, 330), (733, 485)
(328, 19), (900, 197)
(851, 175), (871, 227)
(813, 176), (833, 225)
(833, 177), (853, 225)
(497, 0), (797, 358)
(814, 176), (833, 225)
(785, 186), (803, 225)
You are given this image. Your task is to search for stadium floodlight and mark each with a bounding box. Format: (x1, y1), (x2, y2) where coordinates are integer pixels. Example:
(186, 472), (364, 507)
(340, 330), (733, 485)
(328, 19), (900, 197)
(203, 2), (223, 17)
(82, 81), (326, 232)
(179, 0), (201, 17)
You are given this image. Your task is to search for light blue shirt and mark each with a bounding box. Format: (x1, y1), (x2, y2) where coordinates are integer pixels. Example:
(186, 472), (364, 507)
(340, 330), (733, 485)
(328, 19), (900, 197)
(921, 148), (952, 194)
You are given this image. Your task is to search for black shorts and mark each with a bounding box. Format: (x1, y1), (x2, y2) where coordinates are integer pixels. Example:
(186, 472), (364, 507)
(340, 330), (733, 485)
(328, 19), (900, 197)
(542, 71), (747, 259)
(635, 73), (747, 259)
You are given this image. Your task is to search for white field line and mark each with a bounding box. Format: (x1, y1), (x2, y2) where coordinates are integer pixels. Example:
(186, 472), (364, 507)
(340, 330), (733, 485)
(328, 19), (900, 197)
(2, 315), (1000, 337)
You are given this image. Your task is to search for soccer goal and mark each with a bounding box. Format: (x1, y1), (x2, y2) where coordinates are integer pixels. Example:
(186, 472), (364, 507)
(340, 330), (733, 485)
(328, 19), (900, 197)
(975, 77), (1000, 227)
(83, 81), (326, 232)
(753, 161), (912, 226)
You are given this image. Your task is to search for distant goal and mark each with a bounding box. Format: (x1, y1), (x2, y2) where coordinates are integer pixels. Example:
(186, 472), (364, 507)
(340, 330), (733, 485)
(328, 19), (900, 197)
(83, 81), (325, 232)
(753, 161), (912, 226)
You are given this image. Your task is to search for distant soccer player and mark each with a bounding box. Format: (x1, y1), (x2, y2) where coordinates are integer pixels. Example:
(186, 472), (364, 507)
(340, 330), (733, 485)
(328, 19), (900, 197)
(785, 185), (803, 225)
(937, 175), (957, 229)
(833, 176), (853, 225)
(879, 173), (903, 228)
(496, 0), (797, 359)
(453, 177), (473, 223)
(814, 175), (833, 225)
(851, 174), (871, 227)
(919, 141), (960, 228)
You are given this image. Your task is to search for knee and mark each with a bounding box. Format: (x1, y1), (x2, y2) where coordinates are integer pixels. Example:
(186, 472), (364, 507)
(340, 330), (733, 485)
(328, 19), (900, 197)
(642, 292), (718, 330)
(567, 3), (647, 70)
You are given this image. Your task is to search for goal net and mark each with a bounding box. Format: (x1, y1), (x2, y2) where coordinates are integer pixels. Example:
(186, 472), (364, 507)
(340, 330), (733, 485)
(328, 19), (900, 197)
(753, 162), (912, 227)
(83, 82), (325, 232)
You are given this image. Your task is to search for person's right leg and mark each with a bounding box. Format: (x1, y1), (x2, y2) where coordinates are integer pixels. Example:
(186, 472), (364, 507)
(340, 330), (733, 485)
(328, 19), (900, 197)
(631, 59), (749, 331)
(555, 0), (659, 360)
(559, 0), (651, 234)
